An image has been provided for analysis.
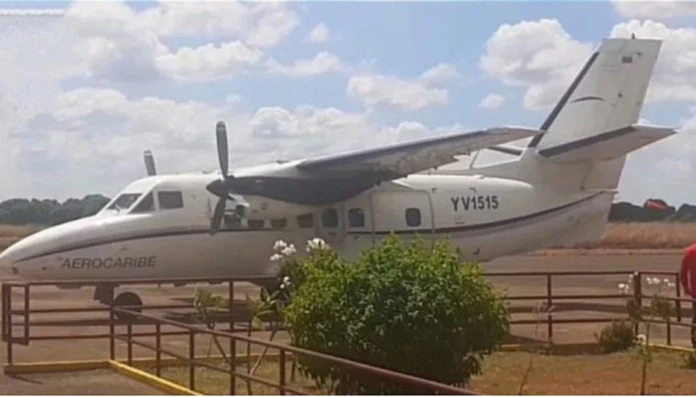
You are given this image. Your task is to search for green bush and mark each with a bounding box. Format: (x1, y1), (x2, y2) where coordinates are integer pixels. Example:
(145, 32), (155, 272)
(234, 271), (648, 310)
(283, 235), (510, 394)
(595, 319), (636, 353)
(681, 351), (696, 369)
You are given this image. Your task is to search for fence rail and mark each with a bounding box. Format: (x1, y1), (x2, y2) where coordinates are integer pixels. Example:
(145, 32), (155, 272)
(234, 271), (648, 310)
(110, 307), (476, 395)
(3, 270), (696, 394)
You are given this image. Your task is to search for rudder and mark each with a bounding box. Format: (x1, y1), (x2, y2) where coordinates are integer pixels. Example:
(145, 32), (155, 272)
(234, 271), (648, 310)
(528, 37), (663, 152)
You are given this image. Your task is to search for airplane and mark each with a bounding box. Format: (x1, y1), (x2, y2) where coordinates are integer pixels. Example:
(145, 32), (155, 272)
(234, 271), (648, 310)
(0, 36), (679, 312)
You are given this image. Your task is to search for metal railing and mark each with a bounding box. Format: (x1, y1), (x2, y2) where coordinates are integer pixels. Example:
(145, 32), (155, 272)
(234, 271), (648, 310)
(3, 270), (696, 393)
(484, 270), (695, 346)
(1, 276), (276, 365)
(110, 306), (477, 395)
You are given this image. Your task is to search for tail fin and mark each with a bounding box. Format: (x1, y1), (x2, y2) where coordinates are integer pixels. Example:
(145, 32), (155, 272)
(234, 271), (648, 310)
(521, 36), (676, 190)
(528, 37), (673, 156)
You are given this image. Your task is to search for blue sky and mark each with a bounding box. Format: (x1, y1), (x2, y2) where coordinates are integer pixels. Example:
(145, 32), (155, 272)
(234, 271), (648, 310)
(2, 0), (696, 205)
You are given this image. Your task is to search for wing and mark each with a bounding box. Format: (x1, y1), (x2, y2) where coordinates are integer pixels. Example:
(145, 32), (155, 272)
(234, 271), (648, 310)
(296, 126), (543, 177)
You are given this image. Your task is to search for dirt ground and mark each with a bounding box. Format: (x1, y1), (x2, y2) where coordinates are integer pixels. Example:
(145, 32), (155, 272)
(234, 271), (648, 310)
(1, 252), (693, 394)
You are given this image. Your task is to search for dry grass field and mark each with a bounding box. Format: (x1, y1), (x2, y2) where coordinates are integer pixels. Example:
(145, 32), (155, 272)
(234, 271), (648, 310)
(153, 349), (696, 395)
(581, 222), (696, 250)
(0, 224), (42, 251)
(1, 222), (696, 252)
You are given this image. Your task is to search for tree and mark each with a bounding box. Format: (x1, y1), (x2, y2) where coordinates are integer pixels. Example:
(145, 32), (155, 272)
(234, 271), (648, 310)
(282, 234), (510, 394)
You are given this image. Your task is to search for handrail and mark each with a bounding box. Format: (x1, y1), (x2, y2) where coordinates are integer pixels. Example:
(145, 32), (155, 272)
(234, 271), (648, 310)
(4, 268), (696, 392)
(112, 307), (477, 395)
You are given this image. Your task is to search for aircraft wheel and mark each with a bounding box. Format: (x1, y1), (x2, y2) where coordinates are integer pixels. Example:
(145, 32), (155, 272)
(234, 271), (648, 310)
(113, 291), (143, 321)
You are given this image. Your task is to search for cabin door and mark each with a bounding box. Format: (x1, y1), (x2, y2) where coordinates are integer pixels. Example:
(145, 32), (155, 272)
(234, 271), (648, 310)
(341, 192), (375, 260)
(315, 204), (346, 248)
(371, 190), (434, 245)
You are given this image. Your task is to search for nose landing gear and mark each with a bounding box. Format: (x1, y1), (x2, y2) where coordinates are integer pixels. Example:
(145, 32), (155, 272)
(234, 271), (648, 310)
(94, 283), (143, 320)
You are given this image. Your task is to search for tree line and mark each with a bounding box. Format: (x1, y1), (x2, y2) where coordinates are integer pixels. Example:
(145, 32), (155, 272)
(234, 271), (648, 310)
(0, 195), (694, 226)
(0, 195), (110, 226)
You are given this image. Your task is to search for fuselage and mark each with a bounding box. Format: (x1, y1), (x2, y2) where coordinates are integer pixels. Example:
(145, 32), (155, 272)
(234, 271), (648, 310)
(0, 171), (614, 283)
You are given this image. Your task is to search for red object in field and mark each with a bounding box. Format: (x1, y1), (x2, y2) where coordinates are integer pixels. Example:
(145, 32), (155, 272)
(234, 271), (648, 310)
(680, 243), (696, 299)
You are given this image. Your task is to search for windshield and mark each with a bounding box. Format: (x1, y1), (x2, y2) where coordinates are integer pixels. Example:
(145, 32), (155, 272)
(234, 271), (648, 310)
(106, 193), (142, 211)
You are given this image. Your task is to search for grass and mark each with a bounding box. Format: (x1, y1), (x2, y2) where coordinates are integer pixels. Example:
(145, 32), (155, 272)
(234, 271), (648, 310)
(580, 222), (696, 250)
(0, 224), (41, 251)
(136, 359), (324, 395)
(2, 222), (696, 252)
(142, 348), (696, 395)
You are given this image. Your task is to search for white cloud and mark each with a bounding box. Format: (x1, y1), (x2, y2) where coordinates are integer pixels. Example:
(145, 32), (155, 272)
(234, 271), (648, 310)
(346, 63), (459, 111)
(419, 63), (461, 85)
(3, 85), (461, 200)
(479, 18), (594, 111)
(479, 94), (505, 110)
(347, 74), (449, 111)
(618, 110), (696, 203)
(306, 23), (330, 44)
(481, 17), (696, 110)
(612, 0), (696, 19)
(156, 41), (264, 82)
(62, 1), (300, 83)
(265, 51), (344, 77)
(133, 1), (300, 48)
(611, 19), (696, 104)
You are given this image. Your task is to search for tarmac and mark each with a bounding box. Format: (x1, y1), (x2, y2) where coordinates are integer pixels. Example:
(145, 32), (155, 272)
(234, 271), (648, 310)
(0, 250), (692, 394)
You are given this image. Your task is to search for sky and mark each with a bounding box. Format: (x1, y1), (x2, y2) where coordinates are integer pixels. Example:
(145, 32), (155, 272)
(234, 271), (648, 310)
(2, 0), (696, 205)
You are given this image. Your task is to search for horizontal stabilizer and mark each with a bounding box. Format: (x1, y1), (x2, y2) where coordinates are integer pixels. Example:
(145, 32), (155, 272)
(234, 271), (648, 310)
(537, 124), (677, 163)
(489, 144), (523, 156)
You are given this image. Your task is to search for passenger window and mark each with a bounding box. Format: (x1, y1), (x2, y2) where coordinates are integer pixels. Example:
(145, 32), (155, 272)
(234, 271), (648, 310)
(297, 213), (314, 228)
(321, 208), (338, 228)
(348, 208), (365, 228)
(131, 193), (154, 213)
(405, 208), (421, 227)
(158, 191), (184, 209)
(248, 219), (264, 229)
(270, 218), (287, 229)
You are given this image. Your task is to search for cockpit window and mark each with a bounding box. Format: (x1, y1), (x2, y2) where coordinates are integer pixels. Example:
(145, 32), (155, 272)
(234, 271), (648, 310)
(130, 193), (155, 213)
(158, 191), (184, 209)
(107, 193), (141, 211)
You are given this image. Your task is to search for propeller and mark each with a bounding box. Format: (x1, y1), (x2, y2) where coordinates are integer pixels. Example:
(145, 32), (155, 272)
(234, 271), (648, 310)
(206, 121), (250, 234)
(143, 150), (157, 176)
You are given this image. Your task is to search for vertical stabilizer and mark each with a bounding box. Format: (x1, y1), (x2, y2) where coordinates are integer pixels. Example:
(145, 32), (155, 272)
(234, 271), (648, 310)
(529, 37), (662, 152)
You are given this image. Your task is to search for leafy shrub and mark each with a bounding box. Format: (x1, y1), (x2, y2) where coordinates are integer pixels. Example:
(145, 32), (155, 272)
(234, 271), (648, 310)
(283, 234), (510, 394)
(682, 351), (696, 369)
(595, 319), (636, 353)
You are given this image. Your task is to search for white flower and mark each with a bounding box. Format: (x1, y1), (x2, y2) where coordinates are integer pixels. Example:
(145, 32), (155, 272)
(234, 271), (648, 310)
(270, 253), (283, 262)
(281, 244), (296, 256)
(306, 237), (327, 252)
(273, 240), (288, 251)
(647, 277), (661, 286)
(280, 275), (292, 290)
(618, 283), (631, 295)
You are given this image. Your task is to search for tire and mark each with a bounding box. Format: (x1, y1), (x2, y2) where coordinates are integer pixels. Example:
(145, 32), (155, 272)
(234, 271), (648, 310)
(113, 291), (143, 321)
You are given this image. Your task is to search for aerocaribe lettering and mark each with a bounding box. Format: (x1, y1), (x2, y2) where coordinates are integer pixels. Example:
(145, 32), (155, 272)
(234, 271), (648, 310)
(451, 195), (499, 211)
(60, 256), (158, 269)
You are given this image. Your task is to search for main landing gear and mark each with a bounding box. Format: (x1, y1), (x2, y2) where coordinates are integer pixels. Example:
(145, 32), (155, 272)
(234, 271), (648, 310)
(94, 283), (143, 320)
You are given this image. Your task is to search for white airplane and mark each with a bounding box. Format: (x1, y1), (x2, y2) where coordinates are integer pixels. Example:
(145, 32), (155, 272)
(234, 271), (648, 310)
(0, 36), (678, 311)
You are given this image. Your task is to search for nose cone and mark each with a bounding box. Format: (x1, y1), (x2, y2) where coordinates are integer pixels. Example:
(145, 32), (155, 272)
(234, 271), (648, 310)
(0, 242), (20, 276)
(0, 217), (100, 278)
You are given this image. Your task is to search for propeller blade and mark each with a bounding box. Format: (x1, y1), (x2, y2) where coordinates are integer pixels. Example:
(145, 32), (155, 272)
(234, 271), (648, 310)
(216, 121), (229, 178)
(143, 150), (157, 176)
(210, 197), (227, 234)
